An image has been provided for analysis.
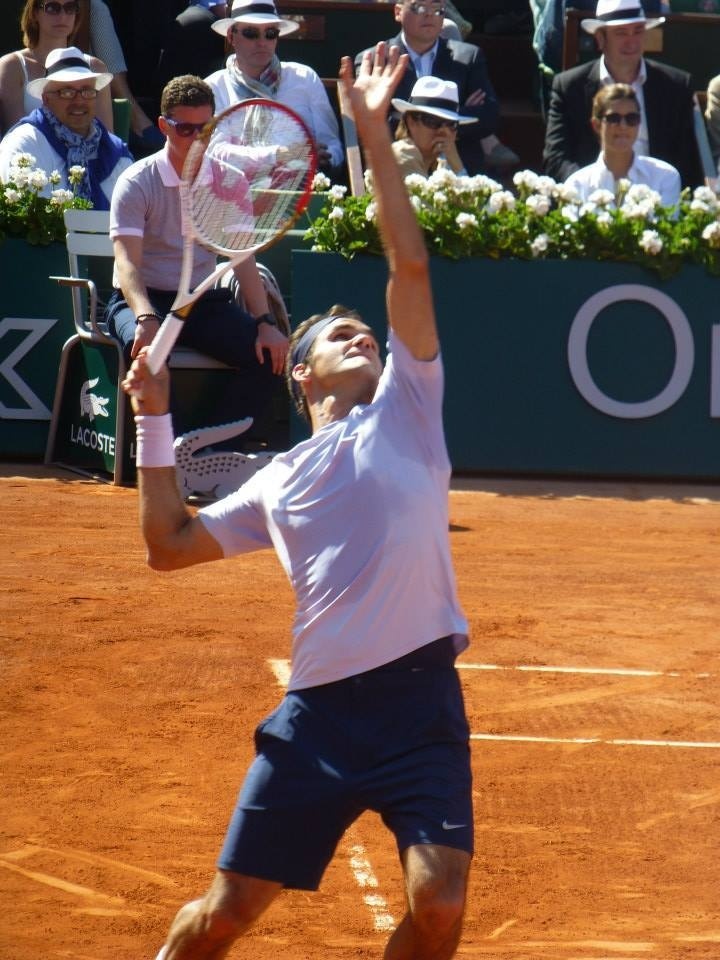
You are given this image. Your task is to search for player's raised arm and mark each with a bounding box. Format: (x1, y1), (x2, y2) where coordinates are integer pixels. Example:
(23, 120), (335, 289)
(339, 45), (439, 361)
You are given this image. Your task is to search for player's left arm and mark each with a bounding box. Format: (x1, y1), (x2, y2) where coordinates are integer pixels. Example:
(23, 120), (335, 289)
(340, 45), (438, 362)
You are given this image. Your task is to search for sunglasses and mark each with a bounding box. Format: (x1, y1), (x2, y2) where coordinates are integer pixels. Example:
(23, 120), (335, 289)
(602, 111), (641, 127)
(39, 1), (80, 14)
(47, 86), (98, 100)
(406, 2), (446, 16)
(163, 116), (207, 137)
(409, 111), (458, 131)
(232, 26), (281, 40)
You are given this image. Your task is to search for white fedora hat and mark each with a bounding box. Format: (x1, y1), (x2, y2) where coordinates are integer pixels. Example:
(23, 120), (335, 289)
(211, 0), (299, 37)
(391, 77), (478, 125)
(581, 0), (664, 35)
(27, 46), (112, 97)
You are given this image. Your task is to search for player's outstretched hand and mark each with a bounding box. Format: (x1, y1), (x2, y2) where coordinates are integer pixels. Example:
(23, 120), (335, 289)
(339, 43), (407, 140)
(122, 348), (171, 417)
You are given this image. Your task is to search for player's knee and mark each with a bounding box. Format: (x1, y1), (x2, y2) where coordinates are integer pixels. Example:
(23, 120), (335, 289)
(411, 882), (466, 940)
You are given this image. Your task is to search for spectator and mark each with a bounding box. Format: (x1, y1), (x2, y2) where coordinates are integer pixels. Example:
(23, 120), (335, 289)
(0, 46), (132, 208)
(354, 0), (519, 175)
(205, 0), (343, 174)
(543, 0), (702, 187)
(0, 0), (114, 135)
(391, 75), (476, 177)
(154, 0), (227, 102)
(706, 73), (720, 168)
(564, 82), (681, 206)
(105, 75), (287, 449)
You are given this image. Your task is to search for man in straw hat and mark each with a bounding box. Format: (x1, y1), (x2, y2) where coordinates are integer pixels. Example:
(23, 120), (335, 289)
(543, 0), (702, 186)
(123, 43), (473, 960)
(205, 0), (343, 172)
(0, 45), (132, 209)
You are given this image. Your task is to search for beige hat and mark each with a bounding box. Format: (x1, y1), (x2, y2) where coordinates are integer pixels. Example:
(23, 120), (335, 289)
(581, 0), (664, 35)
(211, 0), (299, 37)
(27, 46), (112, 97)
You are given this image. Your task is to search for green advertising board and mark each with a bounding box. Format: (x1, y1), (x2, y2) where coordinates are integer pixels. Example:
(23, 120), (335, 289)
(291, 252), (720, 480)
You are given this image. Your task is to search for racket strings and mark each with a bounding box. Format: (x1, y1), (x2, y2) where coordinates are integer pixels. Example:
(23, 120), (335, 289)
(185, 102), (316, 255)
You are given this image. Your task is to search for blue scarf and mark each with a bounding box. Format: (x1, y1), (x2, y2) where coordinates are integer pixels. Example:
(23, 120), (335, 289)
(11, 107), (131, 209)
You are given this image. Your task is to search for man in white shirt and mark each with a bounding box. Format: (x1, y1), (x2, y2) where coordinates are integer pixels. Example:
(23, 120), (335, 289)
(205, 0), (343, 173)
(0, 46), (132, 209)
(123, 44), (473, 960)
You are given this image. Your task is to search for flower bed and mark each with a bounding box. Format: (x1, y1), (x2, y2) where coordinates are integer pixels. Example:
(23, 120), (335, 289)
(306, 169), (720, 279)
(0, 153), (91, 246)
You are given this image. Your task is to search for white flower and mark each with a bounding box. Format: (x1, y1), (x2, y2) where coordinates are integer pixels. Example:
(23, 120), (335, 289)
(690, 198), (711, 215)
(404, 173), (426, 191)
(363, 168), (374, 191)
(329, 184), (347, 200)
(587, 188), (615, 208)
(701, 221), (720, 247)
(4, 188), (21, 203)
(311, 171), (331, 192)
(10, 152), (36, 169)
(639, 229), (663, 255)
(596, 210), (612, 229)
(466, 174), (502, 194)
(409, 195), (422, 211)
(456, 212), (478, 231)
(534, 175), (559, 197)
(513, 169), (539, 191)
(364, 201), (377, 222)
(11, 168), (29, 189)
(487, 190), (516, 214)
(692, 186), (718, 206)
(328, 206), (344, 221)
(433, 191), (448, 206)
(560, 203), (580, 223)
(625, 183), (662, 208)
(525, 193), (550, 216)
(50, 188), (74, 205)
(68, 164), (86, 186)
(49, 169), (62, 185)
(530, 233), (549, 256)
(29, 170), (49, 190)
(427, 166), (456, 190)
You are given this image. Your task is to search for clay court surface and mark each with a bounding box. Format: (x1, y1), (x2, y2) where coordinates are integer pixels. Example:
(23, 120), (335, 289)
(2, 464), (719, 960)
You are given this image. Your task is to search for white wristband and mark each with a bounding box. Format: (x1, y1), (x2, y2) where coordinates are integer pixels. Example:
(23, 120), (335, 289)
(135, 414), (176, 468)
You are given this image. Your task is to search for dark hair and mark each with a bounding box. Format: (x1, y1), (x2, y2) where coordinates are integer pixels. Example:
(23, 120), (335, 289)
(22, 0), (88, 49)
(160, 75), (215, 115)
(592, 83), (639, 121)
(285, 304), (363, 422)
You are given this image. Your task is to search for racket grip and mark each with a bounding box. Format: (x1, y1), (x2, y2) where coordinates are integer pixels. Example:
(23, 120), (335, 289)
(145, 313), (185, 375)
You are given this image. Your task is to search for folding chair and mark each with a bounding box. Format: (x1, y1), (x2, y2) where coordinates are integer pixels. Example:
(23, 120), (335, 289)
(44, 209), (277, 486)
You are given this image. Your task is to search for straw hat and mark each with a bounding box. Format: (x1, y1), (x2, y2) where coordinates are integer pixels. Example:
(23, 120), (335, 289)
(211, 0), (299, 37)
(581, 0), (664, 35)
(391, 77), (478, 125)
(27, 46), (112, 97)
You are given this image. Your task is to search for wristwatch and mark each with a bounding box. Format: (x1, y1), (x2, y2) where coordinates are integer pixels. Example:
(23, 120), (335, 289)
(256, 312), (277, 328)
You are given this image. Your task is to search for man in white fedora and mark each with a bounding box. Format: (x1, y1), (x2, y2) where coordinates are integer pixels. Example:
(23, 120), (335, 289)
(0, 46), (132, 209)
(390, 75), (477, 177)
(542, 0), (701, 187)
(204, 0), (343, 173)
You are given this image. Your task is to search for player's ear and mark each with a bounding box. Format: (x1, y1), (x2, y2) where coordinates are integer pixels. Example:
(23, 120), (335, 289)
(291, 362), (311, 387)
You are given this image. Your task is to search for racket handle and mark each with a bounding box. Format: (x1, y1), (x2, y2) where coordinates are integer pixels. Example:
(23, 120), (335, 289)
(145, 313), (185, 375)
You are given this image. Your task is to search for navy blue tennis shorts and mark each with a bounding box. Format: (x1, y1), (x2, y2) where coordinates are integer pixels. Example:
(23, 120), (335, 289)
(217, 636), (473, 890)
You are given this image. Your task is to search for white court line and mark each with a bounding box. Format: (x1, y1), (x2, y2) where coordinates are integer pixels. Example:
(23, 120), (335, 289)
(458, 662), (713, 679)
(266, 659), (395, 933)
(472, 733), (720, 749)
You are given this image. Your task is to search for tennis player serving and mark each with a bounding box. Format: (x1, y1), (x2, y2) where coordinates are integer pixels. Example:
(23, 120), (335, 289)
(124, 42), (473, 960)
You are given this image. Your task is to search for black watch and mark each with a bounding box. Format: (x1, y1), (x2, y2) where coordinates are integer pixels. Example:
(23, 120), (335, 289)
(256, 312), (277, 328)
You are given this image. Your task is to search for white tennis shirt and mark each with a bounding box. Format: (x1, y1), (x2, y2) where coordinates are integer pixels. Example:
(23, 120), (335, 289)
(199, 330), (469, 691)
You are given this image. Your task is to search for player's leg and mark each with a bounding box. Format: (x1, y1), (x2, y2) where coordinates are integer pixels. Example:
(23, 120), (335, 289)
(384, 844), (471, 960)
(154, 868), (282, 960)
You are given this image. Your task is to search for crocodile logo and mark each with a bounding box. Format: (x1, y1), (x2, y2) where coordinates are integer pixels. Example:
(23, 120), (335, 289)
(80, 377), (109, 421)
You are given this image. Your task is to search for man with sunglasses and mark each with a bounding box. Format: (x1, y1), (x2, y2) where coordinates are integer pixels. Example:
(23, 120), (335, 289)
(105, 74), (288, 453)
(354, 0), (504, 176)
(543, 0), (701, 187)
(205, 0), (343, 173)
(0, 45), (132, 209)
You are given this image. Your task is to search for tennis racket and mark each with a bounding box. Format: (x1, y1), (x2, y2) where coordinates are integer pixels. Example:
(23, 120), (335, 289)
(145, 98), (318, 375)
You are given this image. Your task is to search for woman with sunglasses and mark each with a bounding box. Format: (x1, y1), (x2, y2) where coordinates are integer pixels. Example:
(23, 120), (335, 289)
(390, 75), (477, 178)
(205, 0), (343, 173)
(0, 0), (113, 135)
(564, 83), (681, 208)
